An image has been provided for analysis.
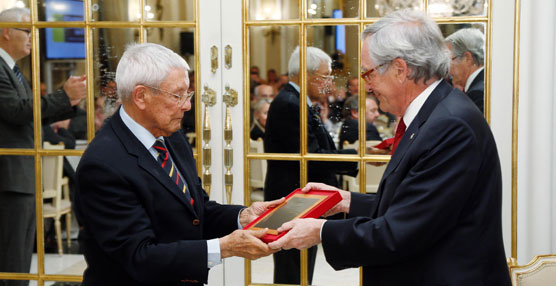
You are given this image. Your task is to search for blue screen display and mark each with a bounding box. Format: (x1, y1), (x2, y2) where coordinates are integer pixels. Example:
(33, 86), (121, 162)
(45, 0), (85, 59)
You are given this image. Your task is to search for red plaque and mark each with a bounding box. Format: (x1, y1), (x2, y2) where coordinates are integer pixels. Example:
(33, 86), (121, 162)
(243, 189), (341, 243)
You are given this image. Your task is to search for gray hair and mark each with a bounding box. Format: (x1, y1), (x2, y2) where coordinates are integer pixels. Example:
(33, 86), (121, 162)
(362, 9), (450, 82)
(287, 46), (332, 76)
(116, 43), (190, 102)
(445, 28), (485, 66)
(254, 98), (271, 112)
(0, 8), (30, 34)
(343, 95), (359, 119)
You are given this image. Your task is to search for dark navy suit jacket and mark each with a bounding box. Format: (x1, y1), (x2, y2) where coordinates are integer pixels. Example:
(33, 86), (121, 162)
(321, 81), (510, 285)
(75, 109), (243, 286)
(466, 69), (484, 114)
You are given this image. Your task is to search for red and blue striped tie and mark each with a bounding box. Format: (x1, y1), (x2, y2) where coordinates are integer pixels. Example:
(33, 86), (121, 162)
(153, 139), (194, 205)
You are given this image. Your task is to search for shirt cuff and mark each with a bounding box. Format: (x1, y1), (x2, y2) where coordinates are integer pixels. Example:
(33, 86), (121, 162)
(237, 207), (247, 229)
(320, 220), (326, 241)
(207, 239), (222, 268)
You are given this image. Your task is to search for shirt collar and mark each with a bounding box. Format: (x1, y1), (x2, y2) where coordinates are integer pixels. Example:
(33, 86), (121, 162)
(465, 66), (484, 92)
(402, 79), (442, 130)
(0, 48), (16, 69)
(288, 81), (315, 106)
(119, 106), (161, 151)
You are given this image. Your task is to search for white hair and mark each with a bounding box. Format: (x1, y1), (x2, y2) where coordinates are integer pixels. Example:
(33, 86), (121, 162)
(116, 43), (190, 102)
(254, 98), (271, 112)
(287, 46), (332, 76)
(362, 9), (450, 82)
(445, 28), (485, 66)
(0, 7), (30, 33)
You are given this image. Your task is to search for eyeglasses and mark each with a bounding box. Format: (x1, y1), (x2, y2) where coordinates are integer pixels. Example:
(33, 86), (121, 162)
(451, 55), (459, 61)
(361, 62), (387, 82)
(13, 28), (31, 37)
(313, 73), (334, 82)
(143, 84), (194, 106)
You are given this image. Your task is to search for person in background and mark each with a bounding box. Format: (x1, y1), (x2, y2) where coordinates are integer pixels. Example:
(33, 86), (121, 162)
(445, 28), (485, 113)
(250, 98), (271, 141)
(253, 84), (274, 101)
(345, 77), (359, 98)
(249, 65), (265, 95)
(0, 8), (86, 285)
(264, 46), (358, 285)
(74, 43), (282, 285)
(339, 95), (382, 148)
(268, 9), (510, 285)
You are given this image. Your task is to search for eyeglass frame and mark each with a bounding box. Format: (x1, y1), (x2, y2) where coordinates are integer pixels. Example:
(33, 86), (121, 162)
(360, 62), (388, 82)
(12, 28), (31, 37)
(312, 73), (334, 82)
(142, 84), (194, 106)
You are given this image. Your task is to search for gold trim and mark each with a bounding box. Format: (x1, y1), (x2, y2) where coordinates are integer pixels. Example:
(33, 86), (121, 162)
(511, 0), (521, 259)
(485, 0), (492, 123)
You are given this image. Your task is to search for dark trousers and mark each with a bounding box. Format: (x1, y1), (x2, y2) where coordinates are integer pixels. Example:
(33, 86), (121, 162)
(0, 192), (35, 286)
(273, 246), (317, 285)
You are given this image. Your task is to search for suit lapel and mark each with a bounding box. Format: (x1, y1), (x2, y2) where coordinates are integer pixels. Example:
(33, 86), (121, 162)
(0, 58), (30, 98)
(110, 109), (197, 216)
(381, 80), (453, 183)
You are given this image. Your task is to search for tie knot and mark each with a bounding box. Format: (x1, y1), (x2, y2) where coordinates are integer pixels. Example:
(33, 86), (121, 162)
(395, 119), (406, 135)
(153, 139), (167, 154)
(13, 65), (20, 73)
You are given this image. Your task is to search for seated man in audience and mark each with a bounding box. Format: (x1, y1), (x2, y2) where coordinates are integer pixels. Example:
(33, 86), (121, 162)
(339, 95), (382, 148)
(75, 43), (282, 285)
(445, 28), (485, 113)
(250, 98), (271, 141)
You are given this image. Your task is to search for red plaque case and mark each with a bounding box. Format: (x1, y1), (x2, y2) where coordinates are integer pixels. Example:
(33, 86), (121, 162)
(243, 189), (341, 243)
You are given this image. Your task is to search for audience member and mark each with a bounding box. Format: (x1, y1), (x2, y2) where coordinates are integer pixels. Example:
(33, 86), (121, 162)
(339, 95), (382, 148)
(0, 8), (86, 285)
(250, 98), (271, 141)
(445, 28), (485, 113)
(264, 46), (358, 285)
(345, 77), (359, 98)
(249, 65), (265, 94)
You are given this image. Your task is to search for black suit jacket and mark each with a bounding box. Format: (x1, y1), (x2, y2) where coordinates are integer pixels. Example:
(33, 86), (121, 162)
(74, 109), (243, 286)
(0, 57), (77, 194)
(322, 81), (510, 285)
(263, 83), (358, 201)
(339, 119), (382, 148)
(466, 69), (484, 114)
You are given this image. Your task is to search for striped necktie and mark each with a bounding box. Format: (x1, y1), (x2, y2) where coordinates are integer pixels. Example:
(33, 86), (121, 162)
(13, 65), (24, 85)
(153, 139), (194, 205)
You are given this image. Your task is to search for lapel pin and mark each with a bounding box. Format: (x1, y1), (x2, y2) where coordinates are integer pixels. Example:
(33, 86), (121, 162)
(410, 133), (415, 140)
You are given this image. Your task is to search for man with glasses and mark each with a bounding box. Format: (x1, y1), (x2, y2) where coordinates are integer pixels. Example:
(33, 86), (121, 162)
(268, 10), (510, 285)
(74, 43), (281, 285)
(263, 46), (358, 284)
(445, 28), (485, 113)
(0, 8), (86, 284)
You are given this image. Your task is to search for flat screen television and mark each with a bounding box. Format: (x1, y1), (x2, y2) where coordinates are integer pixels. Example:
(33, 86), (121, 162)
(333, 9), (345, 54)
(45, 0), (85, 59)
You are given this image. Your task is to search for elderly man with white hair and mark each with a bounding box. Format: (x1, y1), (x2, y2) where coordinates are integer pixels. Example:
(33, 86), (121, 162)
(445, 28), (485, 113)
(74, 43), (283, 286)
(263, 46), (358, 285)
(269, 10), (510, 285)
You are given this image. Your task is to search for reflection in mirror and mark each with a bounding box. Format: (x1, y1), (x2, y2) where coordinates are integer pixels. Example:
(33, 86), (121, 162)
(248, 0), (299, 20)
(428, 0), (487, 17)
(306, 25), (359, 152)
(306, 0), (359, 19)
(145, 0), (195, 22)
(312, 244), (359, 285)
(90, 0), (140, 22)
(441, 23), (486, 114)
(339, 95), (386, 153)
(343, 161), (387, 193)
(0, 155), (37, 276)
(37, 0), (85, 22)
(366, 0), (422, 18)
(146, 27), (196, 148)
(250, 254), (274, 284)
(2, 280), (31, 286)
(249, 158), (266, 202)
(93, 28), (138, 125)
(39, 26), (88, 147)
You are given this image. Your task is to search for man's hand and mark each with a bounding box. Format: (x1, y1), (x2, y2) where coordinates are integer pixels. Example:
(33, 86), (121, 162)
(268, 218), (325, 250)
(302, 182), (351, 216)
(239, 197), (285, 228)
(220, 229), (278, 260)
(63, 75), (87, 106)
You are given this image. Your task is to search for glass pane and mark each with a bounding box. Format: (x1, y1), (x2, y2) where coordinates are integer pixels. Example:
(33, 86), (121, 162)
(366, 0), (422, 18)
(145, 0), (195, 22)
(0, 155), (37, 275)
(38, 0), (85, 22)
(250, 25), (299, 153)
(441, 23), (486, 114)
(248, 0), (299, 20)
(313, 245), (359, 285)
(90, 0), (140, 22)
(43, 282), (82, 286)
(39, 28), (88, 147)
(340, 95), (385, 152)
(93, 28), (138, 122)
(428, 0), (487, 17)
(307, 0), (359, 19)
(250, 256), (273, 284)
(306, 25), (359, 152)
(1, 280), (32, 286)
(248, 158), (266, 201)
(0, 1), (30, 12)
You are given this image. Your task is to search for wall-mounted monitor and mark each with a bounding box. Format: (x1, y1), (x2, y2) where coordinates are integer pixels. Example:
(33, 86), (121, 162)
(45, 0), (85, 60)
(333, 9), (345, 54)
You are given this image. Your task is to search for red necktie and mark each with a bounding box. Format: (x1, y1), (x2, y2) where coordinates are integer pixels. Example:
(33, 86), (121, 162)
(153, 139), (194, 205)
(391, 118), (406, 155)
